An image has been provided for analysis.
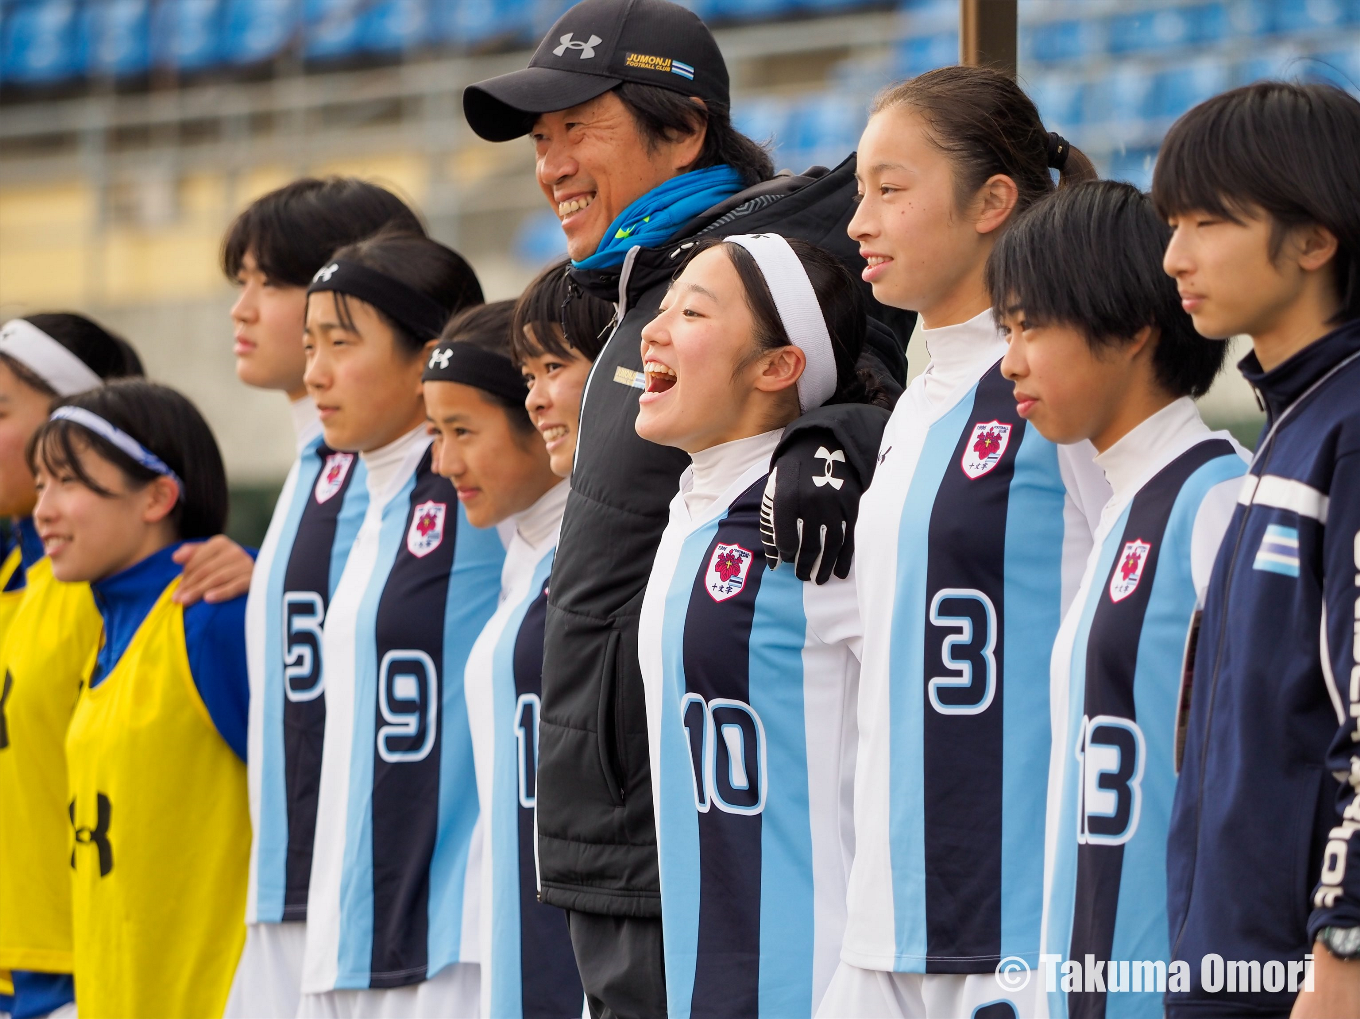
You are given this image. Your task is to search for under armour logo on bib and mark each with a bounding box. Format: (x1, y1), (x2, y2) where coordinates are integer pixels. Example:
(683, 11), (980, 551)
(812, 446), (845, 490)
(554, 32), (602, 58)
(0, 670), (10, 750)
(71, 792), (114, 877)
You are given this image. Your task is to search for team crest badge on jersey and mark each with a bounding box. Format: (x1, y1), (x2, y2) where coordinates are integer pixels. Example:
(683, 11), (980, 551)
(960, 421), (1012, 479)
(314, 452), (355, 504)
(406, 501), (447, 558)
(1109, 538), (1152, 602)
(706, 543), (753, 603)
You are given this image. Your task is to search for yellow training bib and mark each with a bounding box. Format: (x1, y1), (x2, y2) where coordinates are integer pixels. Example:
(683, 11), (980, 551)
(0, 556), (100, 974)
(0, 544), (25, 641)
(67, 578), (248, 1019)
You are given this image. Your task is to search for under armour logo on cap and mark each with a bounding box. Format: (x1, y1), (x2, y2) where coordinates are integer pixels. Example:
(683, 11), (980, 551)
(313, 263), (339, 283)
(428, 346), (453, 370)
(812, 447), (845, 490)
(553, 32), (603, 58)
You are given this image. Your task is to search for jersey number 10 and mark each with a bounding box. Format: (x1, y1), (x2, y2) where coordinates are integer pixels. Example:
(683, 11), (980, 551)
(682, 694), (767, 816)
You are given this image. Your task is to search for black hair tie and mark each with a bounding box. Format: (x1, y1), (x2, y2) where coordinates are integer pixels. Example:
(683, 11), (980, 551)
(1047, 131), (1071, 172)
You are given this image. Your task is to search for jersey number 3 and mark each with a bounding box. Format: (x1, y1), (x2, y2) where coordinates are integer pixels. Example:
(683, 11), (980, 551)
(928, 588), (997, 715)
(1075, 714), (1145, 846)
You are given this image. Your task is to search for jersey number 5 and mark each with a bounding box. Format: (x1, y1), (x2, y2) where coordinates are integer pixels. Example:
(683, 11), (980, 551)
(681, 694), (767, 816)
(283, 591), (325, 703)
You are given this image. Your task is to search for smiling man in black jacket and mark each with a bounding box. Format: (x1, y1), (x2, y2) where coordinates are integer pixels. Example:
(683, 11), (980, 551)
(465, 2), (913, 1014)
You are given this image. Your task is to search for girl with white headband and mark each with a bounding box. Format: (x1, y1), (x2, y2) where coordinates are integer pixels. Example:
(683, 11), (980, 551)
(635, 234), (880, 1018)
(0, 315), (254, 1019)
(27, 380), (250, 1018)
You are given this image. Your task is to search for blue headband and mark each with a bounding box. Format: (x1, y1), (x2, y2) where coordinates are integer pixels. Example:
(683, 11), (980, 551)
(50, 406), (185, 493)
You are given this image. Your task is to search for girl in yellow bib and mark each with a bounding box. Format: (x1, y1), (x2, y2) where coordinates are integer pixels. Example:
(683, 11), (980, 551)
(29, 381), (252, 1019)
(0, 318), (254, 1019)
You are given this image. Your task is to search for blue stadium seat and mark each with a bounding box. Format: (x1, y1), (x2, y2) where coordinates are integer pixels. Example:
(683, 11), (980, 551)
(432, 0), (535, 50)
(223, 0), (298, 65)
(1026, 70), (1085, 130)
(1273, 0), (1352, 33)
(1107, 145), (1158, 189)
(781, 90), (864, 171)
(151, 0), (222, 72)
(81, 0), (150, 78)
(514, 208), (568, 267)
(303, 0), (361, 60)
(733, 95), (789, 156)
(1107, 6), (1211, 55)
(1301, 48), (1360, 91)
(895, 30), (957, 78)
(704, 0), (800, 22)
(359, 0), (429, 54)
(1, 0), (81, 83)
(1147, 58), (1228, 121)
(1024, 18), (1101, 65)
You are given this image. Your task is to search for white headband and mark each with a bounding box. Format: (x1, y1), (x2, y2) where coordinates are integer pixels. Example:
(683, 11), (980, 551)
(49, 405), (184, 493)
(0, 319), (103, 397)
(725, 234), (838, 412)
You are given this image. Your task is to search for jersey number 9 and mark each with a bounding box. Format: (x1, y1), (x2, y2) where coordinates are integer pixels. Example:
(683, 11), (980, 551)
(378, 650), (438, 764)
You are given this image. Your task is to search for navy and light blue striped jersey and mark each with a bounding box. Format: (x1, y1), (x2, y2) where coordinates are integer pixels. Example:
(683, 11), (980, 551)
(641, 433), (861, 1019)
(844, 311), (1108, 975)
(463, 482), (584, 1019)
(1042, 399), (1245, 1019)
(246, 413), (368, 925)
(302, 428), (505, 992)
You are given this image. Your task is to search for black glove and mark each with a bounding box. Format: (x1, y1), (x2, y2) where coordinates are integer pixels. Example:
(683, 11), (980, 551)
(760, 405), (890, 584)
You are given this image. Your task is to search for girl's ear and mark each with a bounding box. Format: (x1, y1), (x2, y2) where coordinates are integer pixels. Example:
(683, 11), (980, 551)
(752, 344), (806, 395)
(976, 173), (1021, 236)
(141, 475), (180, 526)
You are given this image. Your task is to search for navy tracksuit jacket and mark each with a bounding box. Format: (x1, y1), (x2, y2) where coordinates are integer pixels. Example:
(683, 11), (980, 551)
(1168, 319), (1360, 1016)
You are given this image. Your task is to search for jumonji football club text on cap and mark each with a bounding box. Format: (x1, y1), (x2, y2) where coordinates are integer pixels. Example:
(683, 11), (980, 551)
(463, 0), (729, 142)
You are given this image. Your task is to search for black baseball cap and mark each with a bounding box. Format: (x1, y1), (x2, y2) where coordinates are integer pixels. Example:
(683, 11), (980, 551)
(463, 0), (729, 143)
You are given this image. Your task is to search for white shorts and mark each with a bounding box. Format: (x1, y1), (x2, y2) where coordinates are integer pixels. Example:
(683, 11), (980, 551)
(295, 962), (479, 1019)
(224, 921), (308, 1019)
(816, 962), (1049, 1019)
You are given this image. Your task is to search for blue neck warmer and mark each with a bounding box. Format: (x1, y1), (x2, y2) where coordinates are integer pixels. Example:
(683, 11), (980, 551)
(571, 164), (745, 272)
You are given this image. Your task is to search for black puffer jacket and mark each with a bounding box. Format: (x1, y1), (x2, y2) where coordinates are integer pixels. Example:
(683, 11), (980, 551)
(536, 155), (915, 916)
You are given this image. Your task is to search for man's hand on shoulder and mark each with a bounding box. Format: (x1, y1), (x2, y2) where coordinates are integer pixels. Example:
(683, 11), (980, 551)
(761, 404), (889, 585)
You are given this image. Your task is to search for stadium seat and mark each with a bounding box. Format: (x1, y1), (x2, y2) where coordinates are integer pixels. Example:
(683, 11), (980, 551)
(302, 0), (362, 60)
(223, 0), (298, 65)
(151, 0), (222, 72)
(1, 0), (81, 84)
(81, 0), (151, 78)
(432, 0), (536, 51)
(359, 0), (429, 55)
(514, 208), (569, 267)
(894, 30), (957, 78)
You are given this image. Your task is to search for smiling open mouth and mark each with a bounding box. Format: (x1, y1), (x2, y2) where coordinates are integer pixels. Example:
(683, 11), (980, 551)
(644, 361), (676, 394)
(558, 193), (596, 219)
